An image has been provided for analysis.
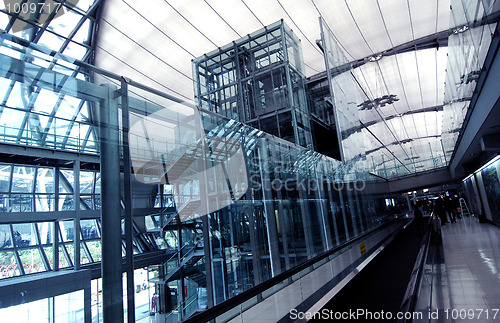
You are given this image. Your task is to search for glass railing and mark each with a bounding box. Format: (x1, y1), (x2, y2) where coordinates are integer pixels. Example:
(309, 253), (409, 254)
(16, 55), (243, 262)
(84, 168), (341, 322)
(183, 218), (409, 323)
(0, 109), (98, 153)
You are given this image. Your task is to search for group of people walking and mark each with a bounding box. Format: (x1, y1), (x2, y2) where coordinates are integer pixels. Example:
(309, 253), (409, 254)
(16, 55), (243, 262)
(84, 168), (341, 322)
(433, 195), (461, 225)
(412, 194), (462, 235)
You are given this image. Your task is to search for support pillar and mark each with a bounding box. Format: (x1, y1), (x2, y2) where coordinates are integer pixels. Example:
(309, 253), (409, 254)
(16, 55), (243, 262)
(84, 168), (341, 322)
(74, 160), (81, 270)
(100, 84), (124, 322)
(53, 166), (59, 271)
(120, 78), (135, 323)
(258, 139), (282, 276)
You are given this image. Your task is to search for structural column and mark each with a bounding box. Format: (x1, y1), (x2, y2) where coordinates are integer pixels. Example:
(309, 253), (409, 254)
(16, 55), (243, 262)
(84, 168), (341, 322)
(258, 138), (282, 276)
(314, 165), (333, 251)
(99, 84), (124, 322)
(120, 78), (135, 323)
(74, 160), (81, 270)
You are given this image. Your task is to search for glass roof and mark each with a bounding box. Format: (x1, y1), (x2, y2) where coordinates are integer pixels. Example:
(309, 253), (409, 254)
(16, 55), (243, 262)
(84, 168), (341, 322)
(93, 0), (458, 102)
(92, 0), (500, 179)
(1, 0), (499, 179)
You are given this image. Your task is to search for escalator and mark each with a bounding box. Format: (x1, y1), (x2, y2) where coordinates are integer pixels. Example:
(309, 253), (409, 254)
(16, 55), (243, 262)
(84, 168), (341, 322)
(311, 220), (428, 322)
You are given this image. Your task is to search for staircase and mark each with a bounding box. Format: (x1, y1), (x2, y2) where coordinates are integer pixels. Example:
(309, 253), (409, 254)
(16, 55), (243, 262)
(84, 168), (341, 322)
(163, 247), (204, 283)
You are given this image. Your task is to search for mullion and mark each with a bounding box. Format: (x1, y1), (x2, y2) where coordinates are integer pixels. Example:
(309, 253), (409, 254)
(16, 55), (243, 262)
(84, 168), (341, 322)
(0, 80), (16, 120)
(32, 166), (37, 211)
(58, 227), (73, 268)
(60, 100), (86, 149)
(9, 223), (25, 275)
(81, 239), (93, 263)
(33, 222), (51, 271)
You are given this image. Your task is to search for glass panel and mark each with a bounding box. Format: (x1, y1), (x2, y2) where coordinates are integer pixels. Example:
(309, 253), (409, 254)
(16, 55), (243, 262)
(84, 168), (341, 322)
(80, 244), (91, 264)
(37, 222), (54, 245)
(59, 194), (75, 210)
(59, 245), (72, 268)
(12, 223), (37, 247)
(0, 224), (12, 249)
(0, 164), (11, 192)
(80, 171), (94, 194)
(42, 246), (53, 270)
(86, 240), (102, 262)
(54, 290), (85, 323)
(12, 166), (35, 193)
(94, 175), (101, 194)
(36, 168), (55, 193)
(60, 169), (75, 190)
(59, 221), (75, 242)
(480, 160), (500, 224)
(35, 194), (55, 212)
(18, 247), (46, 274)
(0, 298), (49, 322)
(81, 196), (93, 209)
(81, 219), (100, 240)
(0, 194), (8, 212)
(0, 250), (20, 278)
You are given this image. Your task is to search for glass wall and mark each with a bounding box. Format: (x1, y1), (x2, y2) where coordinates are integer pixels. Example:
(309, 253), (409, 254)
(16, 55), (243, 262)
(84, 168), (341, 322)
(319, 17), (366, 174)
(0, 290), (84, 323)
(462, 156), (500, 225)
(479, 158), (500, 224)
(441, 0), (498, 161)
(92, 268), (153, 323)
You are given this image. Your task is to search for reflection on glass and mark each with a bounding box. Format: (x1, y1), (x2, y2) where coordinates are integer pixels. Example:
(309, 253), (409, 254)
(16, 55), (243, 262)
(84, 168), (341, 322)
(12, 223), (36, 247)
(442, 0), (496, 162)
(12, 166), (35, 193)
(0, 250), (20, 278)
(59, 221), (74, 242)
(480, 161), (500, 224)
(81, 219), (99, 240)
(0, 224), (12, 249)
(86, 241), (102, 262)
(37, 222), (53, 245)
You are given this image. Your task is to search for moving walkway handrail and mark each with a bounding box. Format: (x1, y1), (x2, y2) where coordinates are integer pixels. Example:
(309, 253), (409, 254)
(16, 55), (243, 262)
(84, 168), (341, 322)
(397, 217), (433, 323)
(184, 216), (409, 323)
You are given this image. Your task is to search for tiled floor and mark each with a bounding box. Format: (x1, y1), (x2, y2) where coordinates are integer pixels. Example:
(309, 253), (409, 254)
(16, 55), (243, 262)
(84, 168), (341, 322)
(440, 216), (500, 322)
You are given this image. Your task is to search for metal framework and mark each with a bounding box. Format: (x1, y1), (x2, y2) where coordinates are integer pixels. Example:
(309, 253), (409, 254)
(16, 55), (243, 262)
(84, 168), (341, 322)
(192, 20), (313, 149)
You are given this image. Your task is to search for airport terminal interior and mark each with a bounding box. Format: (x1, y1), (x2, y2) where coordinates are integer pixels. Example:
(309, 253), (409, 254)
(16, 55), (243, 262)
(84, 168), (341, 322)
(0, 0), (499, 322)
